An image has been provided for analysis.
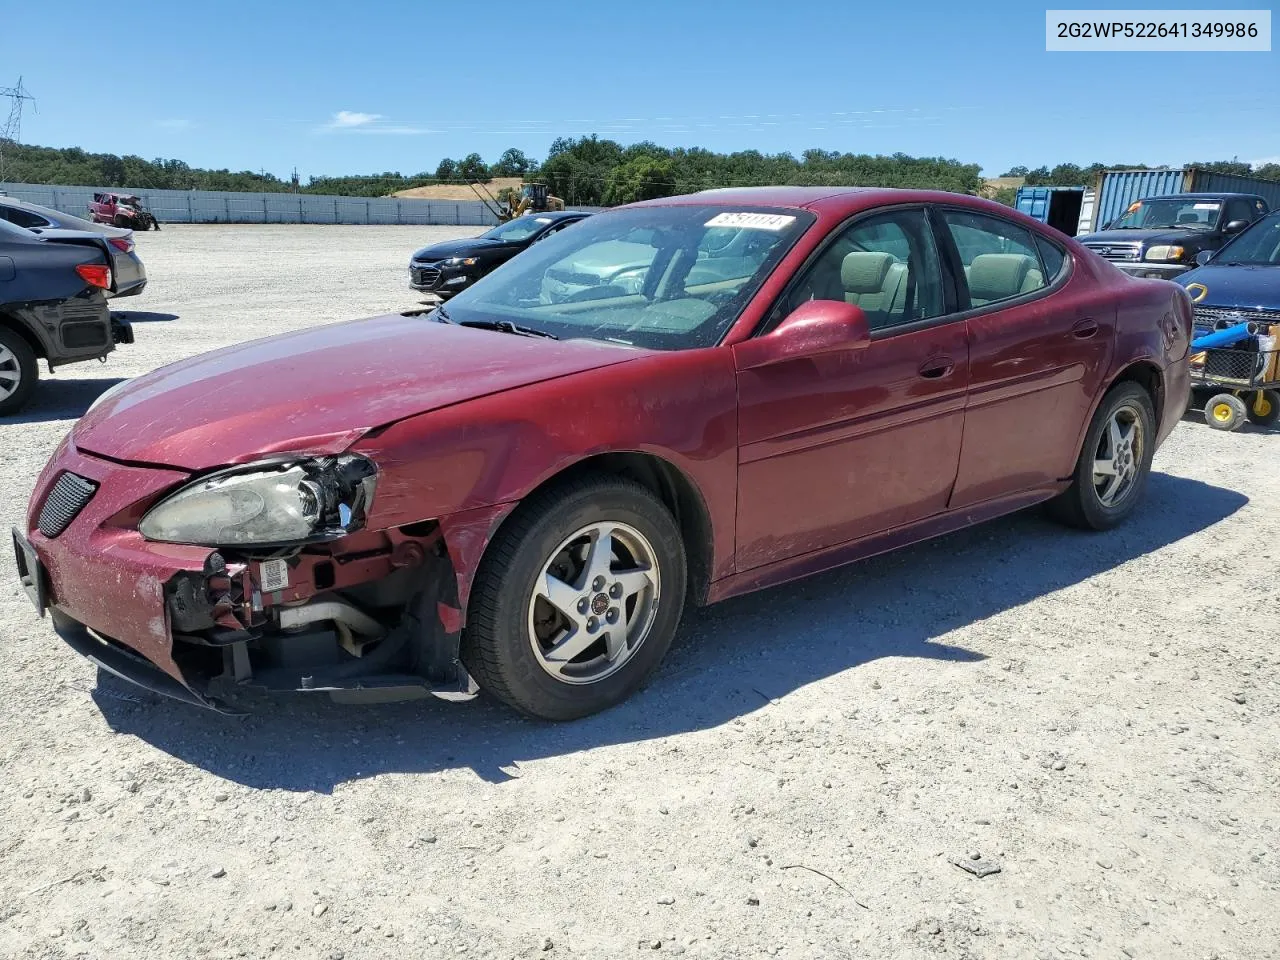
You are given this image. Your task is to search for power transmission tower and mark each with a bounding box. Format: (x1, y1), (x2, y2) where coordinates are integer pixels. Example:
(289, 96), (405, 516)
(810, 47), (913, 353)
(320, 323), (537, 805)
(0, 77), (37, 184)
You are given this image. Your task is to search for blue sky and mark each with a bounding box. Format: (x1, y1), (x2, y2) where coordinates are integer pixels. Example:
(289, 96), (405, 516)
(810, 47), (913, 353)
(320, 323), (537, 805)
(4, 0), (1277, 180)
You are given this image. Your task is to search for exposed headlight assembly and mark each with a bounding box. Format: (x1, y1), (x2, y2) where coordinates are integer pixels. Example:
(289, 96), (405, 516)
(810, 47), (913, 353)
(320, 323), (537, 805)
(1144, 245), (1185, 262)
(445, 257), (478, 266)
(139, 455), (377, 548)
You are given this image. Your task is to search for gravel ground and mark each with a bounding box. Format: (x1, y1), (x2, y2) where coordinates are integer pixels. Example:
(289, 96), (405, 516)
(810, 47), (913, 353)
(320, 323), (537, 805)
(2, 225), (1278, 960)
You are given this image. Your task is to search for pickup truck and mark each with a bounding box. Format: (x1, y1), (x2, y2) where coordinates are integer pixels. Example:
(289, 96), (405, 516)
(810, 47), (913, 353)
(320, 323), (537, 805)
(88, 192), (160, 231)
(1075, 192), (1268, 280)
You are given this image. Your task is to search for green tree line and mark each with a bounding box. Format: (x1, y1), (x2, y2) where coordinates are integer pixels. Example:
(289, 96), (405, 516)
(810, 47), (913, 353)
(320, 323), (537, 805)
(3, 137), (1276, 205)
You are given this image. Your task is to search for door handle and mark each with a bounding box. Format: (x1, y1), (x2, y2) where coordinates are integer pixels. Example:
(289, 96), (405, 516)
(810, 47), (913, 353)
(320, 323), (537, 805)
(918, 356), (954, 379)
(1071, 318), (1100, 339)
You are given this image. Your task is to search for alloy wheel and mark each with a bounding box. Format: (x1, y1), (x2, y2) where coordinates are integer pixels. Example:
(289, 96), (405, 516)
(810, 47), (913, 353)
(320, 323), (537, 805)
(0, 343), (23, 402)
(1092, 401), (1145, 508)
(527, 521), (661, 685)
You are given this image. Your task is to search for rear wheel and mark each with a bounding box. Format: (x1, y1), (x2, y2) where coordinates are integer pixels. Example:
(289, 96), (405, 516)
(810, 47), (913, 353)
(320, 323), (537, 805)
(1048, 381), (1155, 531)
(462, 475), (686, 720)
(0, 327), (38, 416)
(1247, 389), (1280, 428)
(1205, 393), (1247, 431)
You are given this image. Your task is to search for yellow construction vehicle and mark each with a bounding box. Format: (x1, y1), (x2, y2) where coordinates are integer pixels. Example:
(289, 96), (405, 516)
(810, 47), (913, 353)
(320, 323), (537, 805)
(469, 181), (565, 221)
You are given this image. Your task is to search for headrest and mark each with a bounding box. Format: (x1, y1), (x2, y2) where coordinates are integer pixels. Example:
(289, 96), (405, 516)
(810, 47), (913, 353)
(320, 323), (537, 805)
(968, 254), (1033, 301)
(841, 252), (894, 294)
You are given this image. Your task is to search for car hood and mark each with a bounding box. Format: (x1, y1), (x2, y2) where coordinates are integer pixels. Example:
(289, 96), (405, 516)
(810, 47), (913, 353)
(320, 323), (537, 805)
(1077, 228), (1201, 246)
(1176, 264), (1280, 309)
(73, 312), (643, 471)
(411, 237), (505, 261)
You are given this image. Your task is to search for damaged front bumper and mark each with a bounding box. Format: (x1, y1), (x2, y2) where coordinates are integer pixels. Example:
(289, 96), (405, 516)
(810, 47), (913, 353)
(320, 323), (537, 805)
(17, 443), (478, 711)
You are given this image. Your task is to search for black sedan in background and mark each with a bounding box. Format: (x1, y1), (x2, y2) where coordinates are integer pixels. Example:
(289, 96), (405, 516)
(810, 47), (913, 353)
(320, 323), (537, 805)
(409, 210), (591, 298)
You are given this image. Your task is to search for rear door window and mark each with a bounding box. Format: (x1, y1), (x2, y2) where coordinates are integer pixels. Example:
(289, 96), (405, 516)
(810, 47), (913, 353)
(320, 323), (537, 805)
(940, 210), (1049, 308)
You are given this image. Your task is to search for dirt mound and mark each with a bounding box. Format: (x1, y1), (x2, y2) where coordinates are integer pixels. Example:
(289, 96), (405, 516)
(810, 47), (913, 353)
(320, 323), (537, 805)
(393, 177), (524, 201)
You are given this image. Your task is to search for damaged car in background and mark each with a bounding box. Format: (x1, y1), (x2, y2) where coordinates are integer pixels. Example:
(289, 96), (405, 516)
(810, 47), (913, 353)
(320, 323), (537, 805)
(15, 187), (1190, 720)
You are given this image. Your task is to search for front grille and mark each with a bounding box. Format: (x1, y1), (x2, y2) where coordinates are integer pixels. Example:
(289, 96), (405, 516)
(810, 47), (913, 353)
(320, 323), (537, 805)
(37, 472), (98, 538)
(412, 265), (441, 288)
(1083, 242), (1142, 262)
(1193, 305), (1280, 330)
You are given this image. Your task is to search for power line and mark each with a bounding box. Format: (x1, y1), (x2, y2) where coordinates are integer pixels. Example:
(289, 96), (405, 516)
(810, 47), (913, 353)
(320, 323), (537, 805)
(0, 76), (37, 184)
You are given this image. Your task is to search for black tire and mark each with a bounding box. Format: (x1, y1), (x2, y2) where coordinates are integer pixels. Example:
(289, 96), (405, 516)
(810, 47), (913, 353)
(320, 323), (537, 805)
(1205, 392), (1247, 431)
(1246, 389), (1280, 428)
(0, 326), (38, 416)
(462, 474), (687, 720)
(1048, 381), (1156, 531)
(114, 215), (130, 228)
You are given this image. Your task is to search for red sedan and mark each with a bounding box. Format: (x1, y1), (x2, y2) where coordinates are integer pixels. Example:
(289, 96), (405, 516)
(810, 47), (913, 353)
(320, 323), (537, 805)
(13, 188), (1193, 720)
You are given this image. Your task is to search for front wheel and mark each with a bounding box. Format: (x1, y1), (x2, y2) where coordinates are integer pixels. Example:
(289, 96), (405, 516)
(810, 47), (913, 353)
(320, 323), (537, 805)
(1048, 381), (1156, 531)
(462, 475), (686, 720)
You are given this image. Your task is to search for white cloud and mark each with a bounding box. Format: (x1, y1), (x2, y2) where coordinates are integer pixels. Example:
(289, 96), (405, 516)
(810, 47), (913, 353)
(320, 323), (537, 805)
(330, 110), (382, 128)
(1251, 155), (1280, 167)
(319, 111), (433, 135)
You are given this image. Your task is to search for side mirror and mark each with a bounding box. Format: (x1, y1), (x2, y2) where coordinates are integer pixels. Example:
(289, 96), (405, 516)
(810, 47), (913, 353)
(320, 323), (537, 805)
(1195, 250), (1214, 266)
(1224, 219), (1249, 234)
(735, 300), (871, 370)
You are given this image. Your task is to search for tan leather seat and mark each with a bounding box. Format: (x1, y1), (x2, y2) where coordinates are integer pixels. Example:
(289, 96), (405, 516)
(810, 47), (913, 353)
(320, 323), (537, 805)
(965, 254), (1044, 307)
(841, 252), (908, 325)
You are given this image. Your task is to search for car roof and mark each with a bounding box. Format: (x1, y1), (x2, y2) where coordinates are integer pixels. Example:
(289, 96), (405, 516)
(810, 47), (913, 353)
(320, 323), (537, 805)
(0, 196), (126, 235)
(643, 186), (876, 208)
(625, 186), (1033, 222)
(539, 210), (591, 221)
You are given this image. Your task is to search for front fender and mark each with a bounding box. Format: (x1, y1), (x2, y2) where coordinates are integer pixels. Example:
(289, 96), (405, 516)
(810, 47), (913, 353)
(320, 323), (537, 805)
(352, 347), (740, 601)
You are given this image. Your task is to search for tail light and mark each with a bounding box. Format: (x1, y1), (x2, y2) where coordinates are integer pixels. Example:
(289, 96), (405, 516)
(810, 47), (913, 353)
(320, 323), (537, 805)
(75, 263), (112, 289)
(108, 236), (135, 254)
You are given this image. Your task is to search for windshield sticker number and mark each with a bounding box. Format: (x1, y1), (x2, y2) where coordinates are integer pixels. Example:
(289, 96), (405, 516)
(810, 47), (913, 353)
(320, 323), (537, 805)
(705, 212), (797, 231)
(1193, 203), (1220, 210)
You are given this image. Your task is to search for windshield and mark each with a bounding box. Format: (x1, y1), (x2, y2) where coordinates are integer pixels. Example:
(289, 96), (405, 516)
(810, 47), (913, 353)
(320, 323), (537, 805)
(1110, 198), (1221, 230)
(482, 216), (558, 242)
(441, 205), (814, 350)
(1212, 213), (1280, 265)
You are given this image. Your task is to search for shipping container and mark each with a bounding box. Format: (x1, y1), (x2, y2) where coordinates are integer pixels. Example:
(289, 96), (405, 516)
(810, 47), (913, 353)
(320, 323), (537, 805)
(1089, 169), (1187, 233)
(1087, 167), (1280, 234)
(1186, 169), (1280, 212)
(1015, 185), (1089, 236)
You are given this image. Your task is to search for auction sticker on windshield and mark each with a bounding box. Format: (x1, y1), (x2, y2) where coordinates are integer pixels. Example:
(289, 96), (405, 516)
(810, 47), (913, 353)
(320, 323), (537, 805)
(705, 212), (797, 231)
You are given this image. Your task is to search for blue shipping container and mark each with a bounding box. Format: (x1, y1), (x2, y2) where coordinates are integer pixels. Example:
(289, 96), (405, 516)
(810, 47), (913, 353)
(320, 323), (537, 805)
(1014, 185), (1088, 236)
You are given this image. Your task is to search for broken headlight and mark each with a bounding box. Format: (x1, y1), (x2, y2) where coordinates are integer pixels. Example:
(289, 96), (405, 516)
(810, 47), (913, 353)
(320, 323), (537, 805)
(139, 455), (377, 547)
